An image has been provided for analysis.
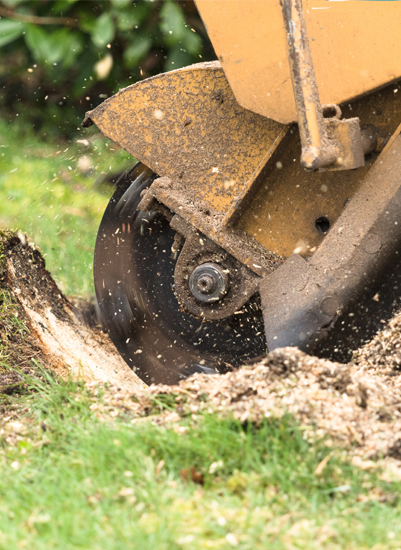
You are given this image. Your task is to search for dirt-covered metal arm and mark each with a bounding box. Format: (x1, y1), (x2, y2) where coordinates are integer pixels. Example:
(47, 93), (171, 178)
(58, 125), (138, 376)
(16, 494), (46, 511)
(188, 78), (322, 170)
(280, 0), (364, 171)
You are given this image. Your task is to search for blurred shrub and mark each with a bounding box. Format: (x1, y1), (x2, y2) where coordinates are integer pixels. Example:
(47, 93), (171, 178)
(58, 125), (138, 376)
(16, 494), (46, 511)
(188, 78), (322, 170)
(0, 0), (214, 138)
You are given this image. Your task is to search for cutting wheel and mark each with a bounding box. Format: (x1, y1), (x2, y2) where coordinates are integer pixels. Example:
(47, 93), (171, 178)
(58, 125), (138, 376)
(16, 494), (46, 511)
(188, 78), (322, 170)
(94, 163), (266, 385)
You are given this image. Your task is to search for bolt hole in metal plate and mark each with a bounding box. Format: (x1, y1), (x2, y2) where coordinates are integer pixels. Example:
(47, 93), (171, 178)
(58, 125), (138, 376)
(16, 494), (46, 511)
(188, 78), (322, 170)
(315, 216), (330, 234)
(94, 164), (266, 385)
(322, 104), (342, 120)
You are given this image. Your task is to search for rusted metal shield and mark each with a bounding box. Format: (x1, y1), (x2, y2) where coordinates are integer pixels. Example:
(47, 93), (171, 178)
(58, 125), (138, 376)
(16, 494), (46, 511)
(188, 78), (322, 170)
(84, 62), (286, 217)
(84, 62), (287, 275)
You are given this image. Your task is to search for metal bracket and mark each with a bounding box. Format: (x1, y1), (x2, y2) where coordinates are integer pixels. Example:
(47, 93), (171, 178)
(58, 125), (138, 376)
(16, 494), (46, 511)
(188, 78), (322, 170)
(259, 132), (401, 352)
(280, 0), (365, 171)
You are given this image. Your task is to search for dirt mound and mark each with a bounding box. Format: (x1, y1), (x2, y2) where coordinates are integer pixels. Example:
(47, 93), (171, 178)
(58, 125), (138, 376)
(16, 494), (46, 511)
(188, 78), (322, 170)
(0, 232), (144, 392)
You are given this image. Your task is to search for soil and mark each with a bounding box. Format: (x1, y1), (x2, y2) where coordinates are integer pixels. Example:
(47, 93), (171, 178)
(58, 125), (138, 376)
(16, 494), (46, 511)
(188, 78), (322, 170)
(4, 230), (401, 470)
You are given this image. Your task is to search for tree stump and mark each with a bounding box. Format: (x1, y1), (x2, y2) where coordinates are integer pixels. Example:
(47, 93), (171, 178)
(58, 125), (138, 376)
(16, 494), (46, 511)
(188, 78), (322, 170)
(0, 232), (145, 391)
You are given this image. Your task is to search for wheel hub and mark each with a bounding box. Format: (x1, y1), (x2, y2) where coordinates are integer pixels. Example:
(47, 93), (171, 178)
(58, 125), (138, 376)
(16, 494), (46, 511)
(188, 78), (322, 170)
(189, 263), (230, 303)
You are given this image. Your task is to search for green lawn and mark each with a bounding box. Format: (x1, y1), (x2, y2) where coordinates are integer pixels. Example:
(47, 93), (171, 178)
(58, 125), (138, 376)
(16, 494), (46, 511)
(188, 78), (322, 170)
(0, 373), (400, 550)
(0, 120), (133, 297)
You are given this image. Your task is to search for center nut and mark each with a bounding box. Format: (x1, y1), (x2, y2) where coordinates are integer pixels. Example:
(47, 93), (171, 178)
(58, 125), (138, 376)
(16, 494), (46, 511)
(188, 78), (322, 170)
(189, 262), (230, 303)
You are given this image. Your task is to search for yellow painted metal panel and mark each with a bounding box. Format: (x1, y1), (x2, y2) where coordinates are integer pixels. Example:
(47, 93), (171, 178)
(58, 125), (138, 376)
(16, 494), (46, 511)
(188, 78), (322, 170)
(196, 0), (401, 124)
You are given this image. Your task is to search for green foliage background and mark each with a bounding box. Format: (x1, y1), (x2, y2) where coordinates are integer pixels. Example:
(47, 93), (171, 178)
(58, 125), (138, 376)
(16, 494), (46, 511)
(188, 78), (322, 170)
(0, 0), (214, 138)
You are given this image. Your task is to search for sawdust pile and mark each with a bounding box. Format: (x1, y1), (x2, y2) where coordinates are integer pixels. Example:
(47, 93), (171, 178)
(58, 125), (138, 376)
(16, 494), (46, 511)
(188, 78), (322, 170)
(83, 342), (401, 465)
(354, 314), (401, 373)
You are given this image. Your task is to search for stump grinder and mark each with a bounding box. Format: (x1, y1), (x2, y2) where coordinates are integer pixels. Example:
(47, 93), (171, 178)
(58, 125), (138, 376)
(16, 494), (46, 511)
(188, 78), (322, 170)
(83, 0), (401, 384)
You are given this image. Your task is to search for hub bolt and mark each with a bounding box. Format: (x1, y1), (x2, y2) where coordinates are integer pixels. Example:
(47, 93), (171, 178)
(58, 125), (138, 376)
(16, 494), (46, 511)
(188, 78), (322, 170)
(197, 274), (214, 293)
(189, 263), (230, 303)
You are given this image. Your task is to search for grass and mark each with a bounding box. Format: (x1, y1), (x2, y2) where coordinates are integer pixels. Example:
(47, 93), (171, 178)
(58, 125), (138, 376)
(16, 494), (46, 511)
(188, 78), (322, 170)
(0, 119), (134, 297)
(0, 287), (29, 368)
(0, 289), (28, 339)
(0, 372), (401, 549)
